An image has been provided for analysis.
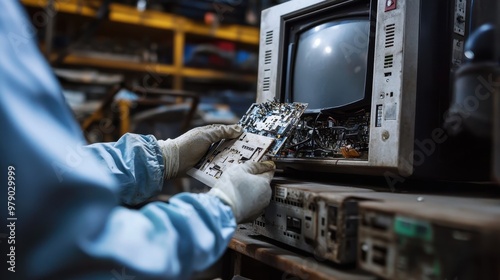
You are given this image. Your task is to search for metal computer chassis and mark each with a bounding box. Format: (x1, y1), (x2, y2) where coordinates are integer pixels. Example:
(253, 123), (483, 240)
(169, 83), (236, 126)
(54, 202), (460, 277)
(252, 178), (374, 264)
(358, 197), (500, 280)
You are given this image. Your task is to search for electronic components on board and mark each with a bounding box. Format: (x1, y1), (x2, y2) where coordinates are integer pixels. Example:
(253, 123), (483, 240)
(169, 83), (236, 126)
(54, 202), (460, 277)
(187, 101), (307, 187)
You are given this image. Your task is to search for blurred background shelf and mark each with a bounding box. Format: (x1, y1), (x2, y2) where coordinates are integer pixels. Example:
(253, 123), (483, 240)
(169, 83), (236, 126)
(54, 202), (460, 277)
(23, 0), (260, 44)
(53, 53), (257, 83)
(23, 0), (259, 90)
(22, 0), (261, 146)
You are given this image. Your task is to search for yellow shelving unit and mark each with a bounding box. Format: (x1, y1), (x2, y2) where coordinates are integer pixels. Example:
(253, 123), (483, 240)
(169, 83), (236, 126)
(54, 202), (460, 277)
(22, 0), (259, 89)
(58, 54), (257, 83)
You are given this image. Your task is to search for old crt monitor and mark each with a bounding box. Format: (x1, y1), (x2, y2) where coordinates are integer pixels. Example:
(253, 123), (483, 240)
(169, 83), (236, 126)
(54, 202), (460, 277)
(257, 0), (491, 182)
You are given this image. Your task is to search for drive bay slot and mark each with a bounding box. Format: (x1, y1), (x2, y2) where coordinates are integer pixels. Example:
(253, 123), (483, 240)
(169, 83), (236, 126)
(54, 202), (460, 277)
(286, 216), (302, 234)
(364, 213), (392, 231)
(372, 245), (388, 267)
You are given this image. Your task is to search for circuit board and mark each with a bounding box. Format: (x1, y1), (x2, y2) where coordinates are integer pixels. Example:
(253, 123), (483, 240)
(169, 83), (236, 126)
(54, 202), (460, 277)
(187, 101), (307, 187)
(239, 101), (308, 155)
(186, 133), (274, 187)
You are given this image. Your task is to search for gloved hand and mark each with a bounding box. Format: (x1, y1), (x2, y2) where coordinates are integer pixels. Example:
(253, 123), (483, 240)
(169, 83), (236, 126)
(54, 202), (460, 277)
(207, 161), (276, 223)
(158, 124), (243, 179)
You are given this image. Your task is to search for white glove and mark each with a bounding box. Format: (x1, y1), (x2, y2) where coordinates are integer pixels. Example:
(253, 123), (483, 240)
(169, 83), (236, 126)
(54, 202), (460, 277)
(158, 124), (243, 179)
(207, 161), (276, 223)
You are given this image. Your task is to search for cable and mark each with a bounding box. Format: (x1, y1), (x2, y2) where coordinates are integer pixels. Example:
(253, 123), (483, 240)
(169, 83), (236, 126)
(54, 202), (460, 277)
(469, 0), (475, 34)
(311, 112), (322, 152)
(285, 137), (312, 149)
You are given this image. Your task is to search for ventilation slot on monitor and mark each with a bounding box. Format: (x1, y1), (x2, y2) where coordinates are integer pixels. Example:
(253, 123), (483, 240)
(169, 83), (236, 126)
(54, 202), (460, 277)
(385, 24), (395, 48)
(265, 30), (273, 45)
(384, 54), (394, 68)
(263, 77), (271, 91)
(264, 50), (272, 64)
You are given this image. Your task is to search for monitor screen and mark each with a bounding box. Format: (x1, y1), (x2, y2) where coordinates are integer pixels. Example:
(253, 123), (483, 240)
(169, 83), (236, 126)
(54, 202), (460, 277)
(292, 19), (370, 112)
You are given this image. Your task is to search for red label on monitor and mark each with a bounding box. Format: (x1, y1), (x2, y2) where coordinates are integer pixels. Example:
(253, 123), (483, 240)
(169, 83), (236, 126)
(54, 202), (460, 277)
(385, 0), (397, 12)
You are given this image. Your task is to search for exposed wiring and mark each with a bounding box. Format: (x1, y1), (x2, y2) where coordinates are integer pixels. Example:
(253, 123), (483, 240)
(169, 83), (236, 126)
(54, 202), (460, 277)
(282, 110), (370, 157)
(285, 137), (312, 149)
(311, 112), (322, 152)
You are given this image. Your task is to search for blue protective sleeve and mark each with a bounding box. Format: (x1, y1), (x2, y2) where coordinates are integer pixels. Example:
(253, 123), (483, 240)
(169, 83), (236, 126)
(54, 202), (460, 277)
(0, 2), (236, 279)
(84, 133), (166, 205)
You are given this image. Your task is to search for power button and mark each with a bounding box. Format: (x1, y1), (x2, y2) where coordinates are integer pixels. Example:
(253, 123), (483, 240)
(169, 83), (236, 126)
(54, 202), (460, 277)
(385, 0), (397, 12)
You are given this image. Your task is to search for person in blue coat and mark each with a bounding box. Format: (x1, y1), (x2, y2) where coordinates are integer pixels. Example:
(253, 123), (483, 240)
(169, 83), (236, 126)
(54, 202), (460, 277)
(0, 1), (275, 279)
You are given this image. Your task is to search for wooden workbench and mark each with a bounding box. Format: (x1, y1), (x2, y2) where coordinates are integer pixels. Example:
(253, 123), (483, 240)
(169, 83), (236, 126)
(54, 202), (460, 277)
(225, 226), (376, 280)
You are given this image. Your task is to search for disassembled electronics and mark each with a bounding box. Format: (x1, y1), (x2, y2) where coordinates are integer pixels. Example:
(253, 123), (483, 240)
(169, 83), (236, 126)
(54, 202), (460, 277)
(257, 0), (492, 182)
(187, 133), (274, 187)
(358, 198), (500, 280)
(253, 182), (500, 268)
(313, 191), (373, 264)
(239, 101), (308, 156)
(187, 101), (307, 187)
(252, 178), (375, 263)
(311, 192), (484, 264)
(278, 111), (370, 159)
